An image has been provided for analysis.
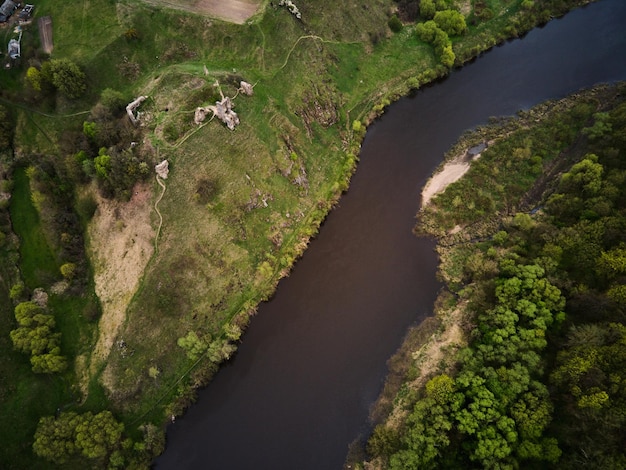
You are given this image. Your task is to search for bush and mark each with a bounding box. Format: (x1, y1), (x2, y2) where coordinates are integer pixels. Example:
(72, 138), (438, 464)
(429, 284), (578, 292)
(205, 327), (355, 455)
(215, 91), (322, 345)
(41, 59), (87, 99)
(388, 15), (403, 32)
(100, 88), (127, 114)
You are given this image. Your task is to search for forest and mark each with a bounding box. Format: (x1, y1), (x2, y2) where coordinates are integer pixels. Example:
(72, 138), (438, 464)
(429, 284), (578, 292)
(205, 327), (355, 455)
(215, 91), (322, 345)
(365, 83), (626, 469)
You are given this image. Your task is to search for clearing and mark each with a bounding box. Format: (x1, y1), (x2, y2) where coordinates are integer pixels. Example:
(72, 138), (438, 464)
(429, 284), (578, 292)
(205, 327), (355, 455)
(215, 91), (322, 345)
(88, 182), (155, 375)
(141, 0), (261, 24)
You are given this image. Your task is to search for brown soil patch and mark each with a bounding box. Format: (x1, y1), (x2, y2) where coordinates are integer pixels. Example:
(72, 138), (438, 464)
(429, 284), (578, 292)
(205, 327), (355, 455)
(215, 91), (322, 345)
(38, 16), (53, 54)
(459, 0), (472, 16)
(142, 0), (261, 24)
(88, 183), (155, 375)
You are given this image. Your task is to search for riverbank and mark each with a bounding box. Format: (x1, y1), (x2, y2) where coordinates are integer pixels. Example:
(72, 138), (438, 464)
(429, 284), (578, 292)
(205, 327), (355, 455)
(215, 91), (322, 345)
(362, 81), (626, 468)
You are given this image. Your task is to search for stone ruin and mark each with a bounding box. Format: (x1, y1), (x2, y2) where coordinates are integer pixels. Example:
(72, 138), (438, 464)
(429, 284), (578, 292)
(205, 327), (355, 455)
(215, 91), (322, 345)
(127, 96), (148, 126)
(239, 81), (254, 96)
(155, 160), (169, 179)
(279, 0), (301, 19)
(194, 80), (253, 130)
(194, 96), (240, 130)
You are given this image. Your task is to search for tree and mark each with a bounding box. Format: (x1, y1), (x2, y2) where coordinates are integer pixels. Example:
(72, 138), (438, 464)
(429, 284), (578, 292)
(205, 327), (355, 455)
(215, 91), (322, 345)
(74, 411), (124, 459)
(100, 88), (126, 114)
(419, 0), (436, 20)
(60, 262), (77, 280)
(34, 411), (124, 464)
(14, 301), (45, 327)
(94, 148), (111, 179)
(582, 112), (612, 140)
(11, 301), (66, 373)
(440, 45), (455, 67)
(33, 413), (81, 464)
(26, 66), (42, 91)
(388, 14), (402, 32)
(433, 9), (467, 36)
(426, 374), (456, 404)
(416, 20), (439, 43)
(31, 350), (68, 373)
(558, 154), (603, 196)
(41, 59), (87, 99)
(177, 331), (207, 361)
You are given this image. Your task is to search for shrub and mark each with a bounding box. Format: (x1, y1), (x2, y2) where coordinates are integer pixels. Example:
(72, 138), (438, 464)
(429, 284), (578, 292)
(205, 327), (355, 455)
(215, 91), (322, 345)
(388, 15), (403, 32)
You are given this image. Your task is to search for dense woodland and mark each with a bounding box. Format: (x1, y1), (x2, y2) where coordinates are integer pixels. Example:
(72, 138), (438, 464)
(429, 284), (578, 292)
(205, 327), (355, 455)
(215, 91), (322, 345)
(366, 83), (626, 469)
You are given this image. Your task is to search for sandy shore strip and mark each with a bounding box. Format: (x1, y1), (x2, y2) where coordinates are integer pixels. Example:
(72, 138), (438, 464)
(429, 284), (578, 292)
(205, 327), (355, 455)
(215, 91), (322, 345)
(421, 146), (485, 208)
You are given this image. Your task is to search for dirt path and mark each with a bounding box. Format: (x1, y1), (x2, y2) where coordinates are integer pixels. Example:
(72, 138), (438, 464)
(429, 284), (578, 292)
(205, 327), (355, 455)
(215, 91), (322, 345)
(38, 16), (53, 54)
(154, 175), (166, 251)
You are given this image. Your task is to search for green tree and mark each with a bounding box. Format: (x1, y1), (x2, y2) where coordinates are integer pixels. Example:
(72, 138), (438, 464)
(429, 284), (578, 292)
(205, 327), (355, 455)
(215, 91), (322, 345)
(83, 121), (97, 140)
(100, 88), (126, 114)
(26, 66), (42, 91)
(582, 112), (612, 140)
(60, 262), (77, 280)
(420, 0), (436, 20)
(558, 154), (603, 196)
(33, 412), (81, 464)
(94, 148), (111, 179)
(41, 59), (87, 99)
(14, 301), (45, 327)
(390, 397), (455, 469)
(440, 44), (455, 67)
(74, 411), (124, 459)
(426, 374), (456, 404)
(415, 20), (439, 43)
(596, 245), (626, 279)
(177, 331), (208, 361)
(388, 14), (402, 32)
(31, 349), (68, 373)
(9, 281), (25, 302)
(433, 9), (467, 36)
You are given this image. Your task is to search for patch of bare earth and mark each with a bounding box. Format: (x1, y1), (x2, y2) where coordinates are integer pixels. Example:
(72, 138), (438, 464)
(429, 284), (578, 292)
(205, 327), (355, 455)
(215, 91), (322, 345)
(459, 0), (472, 16)
(87, 183), (155, 379)
(421, 151), (482, 208)
(142, 0), (260, 24)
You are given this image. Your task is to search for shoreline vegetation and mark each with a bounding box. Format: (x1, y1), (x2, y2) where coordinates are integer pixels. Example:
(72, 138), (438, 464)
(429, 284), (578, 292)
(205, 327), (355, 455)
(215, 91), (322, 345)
(0, 0), (603, 468)
(361, 81), (626, 469)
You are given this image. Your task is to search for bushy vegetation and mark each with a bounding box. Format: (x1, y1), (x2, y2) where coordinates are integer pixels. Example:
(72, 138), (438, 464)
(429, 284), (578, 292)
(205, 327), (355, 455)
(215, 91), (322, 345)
(10, 301), (67, 374)
(366, 83), (626, 469)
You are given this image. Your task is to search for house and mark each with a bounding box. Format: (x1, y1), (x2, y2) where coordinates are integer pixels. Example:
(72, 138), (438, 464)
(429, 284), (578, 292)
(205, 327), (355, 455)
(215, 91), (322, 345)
(0, 0), (16, 23)
(8, 37), (19, 59)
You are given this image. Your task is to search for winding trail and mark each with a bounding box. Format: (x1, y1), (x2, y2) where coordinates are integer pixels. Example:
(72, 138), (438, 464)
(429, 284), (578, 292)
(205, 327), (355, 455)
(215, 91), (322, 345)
(154, 175), (166, 251)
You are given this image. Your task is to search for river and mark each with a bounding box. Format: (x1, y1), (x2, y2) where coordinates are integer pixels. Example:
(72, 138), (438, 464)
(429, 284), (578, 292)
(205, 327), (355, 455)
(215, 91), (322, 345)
(156, 1), (626, 468)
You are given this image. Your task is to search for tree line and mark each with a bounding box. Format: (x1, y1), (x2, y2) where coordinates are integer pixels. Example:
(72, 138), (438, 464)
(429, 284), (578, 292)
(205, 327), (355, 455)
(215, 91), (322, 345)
(366, 83), (626, 468)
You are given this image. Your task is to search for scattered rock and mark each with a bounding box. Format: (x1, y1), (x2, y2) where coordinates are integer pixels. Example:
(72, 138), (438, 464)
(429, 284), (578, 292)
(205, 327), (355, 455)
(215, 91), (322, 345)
(155, 160), (169, 179)
(240, 81), (254, 96)
(31, 287), (48, 308)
